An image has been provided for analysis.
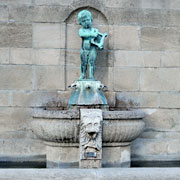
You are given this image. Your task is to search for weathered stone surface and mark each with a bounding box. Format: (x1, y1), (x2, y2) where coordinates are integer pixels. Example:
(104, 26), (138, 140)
(33, 109), (79, 119)
(35, 0), (73, 5)
(0, 138), (45, 156)
(141, 0), (169, 9)
(132, 138), (180, 162)
(106, 8), (139, 25)
(9, 5), (72, 23)
(104, 92), (116, 107)
(141, 27), (180, 51)
(0, 5), (8, 21)
(34, 66), (65, 90)
(103, 145), (130, 167)
(0, 48), (9, 64)
(115, 51), (161, 68)
(103, 110), (145, 120)
(106, 0), (140, 8)
(143, 109), (179, 130)
(46, 145), (79, 168)
(140, 68), (180, 91)
(8, 0), (33, 5)
(0, 66), (32, 90)
(0, 107), (32, 133)
(95, 67), (114, 90)
(160, 92), (180, 108)
(33, 23), (65, 48)
(12, 91), (71, 107)
(10, 48), (34, 64)
(31, 118), (79, 143)
(66, 24), (81, 49)
(114, 68), (139, 91)
(0, 23), (32, 48)
(66, 66), (81, 86)
(113, 26), (140, 50)
(10, 48), (64, 65)
(0, 91), (9, 106)
(161, 52), (180, 67)
(116, 92), (159, 108)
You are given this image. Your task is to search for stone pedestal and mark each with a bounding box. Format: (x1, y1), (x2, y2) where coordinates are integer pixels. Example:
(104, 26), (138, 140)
(45, 142), (130, 168)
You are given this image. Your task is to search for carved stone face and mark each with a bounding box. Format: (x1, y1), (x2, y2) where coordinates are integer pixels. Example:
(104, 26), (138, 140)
(82, 115), (101, 139)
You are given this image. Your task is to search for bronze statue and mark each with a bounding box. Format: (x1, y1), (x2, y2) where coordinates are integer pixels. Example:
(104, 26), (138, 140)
(78, 10), (107, 80)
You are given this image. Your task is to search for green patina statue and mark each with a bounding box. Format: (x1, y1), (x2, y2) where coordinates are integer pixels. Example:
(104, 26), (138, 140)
(68, 10), (108, 107)
(78, 10), (107, 80)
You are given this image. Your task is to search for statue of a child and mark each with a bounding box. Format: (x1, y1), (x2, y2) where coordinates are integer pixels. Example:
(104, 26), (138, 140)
(78, 10), (107, 80)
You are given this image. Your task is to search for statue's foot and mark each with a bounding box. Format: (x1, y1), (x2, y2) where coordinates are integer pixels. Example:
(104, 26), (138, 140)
(78, 75), (85, 80)
(89, 76), (95, 80)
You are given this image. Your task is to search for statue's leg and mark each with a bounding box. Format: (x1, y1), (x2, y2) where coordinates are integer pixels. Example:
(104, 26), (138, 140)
(79, 50), (88, 80)
(88, 48), (97, 79)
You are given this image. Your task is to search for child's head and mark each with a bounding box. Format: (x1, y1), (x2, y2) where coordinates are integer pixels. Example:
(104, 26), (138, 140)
(78, 10), (93, 28)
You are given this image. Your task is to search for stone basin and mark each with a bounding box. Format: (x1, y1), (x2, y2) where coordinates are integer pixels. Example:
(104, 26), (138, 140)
(31, 109), (145, 144)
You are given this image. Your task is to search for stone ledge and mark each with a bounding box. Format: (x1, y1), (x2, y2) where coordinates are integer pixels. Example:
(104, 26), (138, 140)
(0, 168), (180, 180)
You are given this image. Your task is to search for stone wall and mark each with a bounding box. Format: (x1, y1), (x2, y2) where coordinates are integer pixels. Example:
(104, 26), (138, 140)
(0, 0), (180, 165)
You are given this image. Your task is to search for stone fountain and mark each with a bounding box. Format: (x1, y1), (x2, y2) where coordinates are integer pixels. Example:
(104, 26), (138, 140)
(31, 10), (145, 169)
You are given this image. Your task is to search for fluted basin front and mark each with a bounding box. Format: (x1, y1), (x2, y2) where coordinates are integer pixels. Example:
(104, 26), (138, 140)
(31, 109), (145, 143)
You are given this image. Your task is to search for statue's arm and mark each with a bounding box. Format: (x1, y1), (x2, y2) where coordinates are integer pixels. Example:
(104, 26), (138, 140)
(79, 28), (99, 38)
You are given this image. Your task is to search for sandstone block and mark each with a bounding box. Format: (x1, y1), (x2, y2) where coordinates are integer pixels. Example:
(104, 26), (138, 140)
(9, 5), (71, 23)
(8, 0), (33, 5)
(161, 52), (180, 67)
(0, 107), (32, 134)
(34, 6), (71, 23)
(106, 0), (140, 8)
(113, 26), (140, 50)
(143, 109), (179, 130)
(0, 5), (8, 21)
(33, 23), (65, 48)
(160, 92), (180, 108)
(114, 68), (139, 91)
(138, 9), (162, 26)
(132, 139), (168, 158)
(140, 68), (180, 91)
(34, 49), (61, 65)
(0, 91), (9, 106)
(12, 90), (71, 108)
(162, 10), (180, 27)
(35, 0), (73, 6)
(0, 66), (32, 90)
(0, 138), (45, 156)
(107, 8), (139, 25)
(10, 48), (34, 64)
(0, 23), (32, 48)
(34, 66), (65, 90)
(95, 67), (114, 90)
(114, 51), (161, 68)
(67, 24), (81, 49)
(0, 48), (9, 64)
(167, 140), (180, 154)
(116, 92), (159, 108)
(104, 92), (116, 107)
(11, 48), (64, 65)
(66, 66), (80, 86)
(141, 0), (169, 9)
(141, 27), (180, 51)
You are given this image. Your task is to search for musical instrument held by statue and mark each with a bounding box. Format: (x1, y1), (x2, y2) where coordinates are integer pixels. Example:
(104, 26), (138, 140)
(91, 32), (107, 50)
